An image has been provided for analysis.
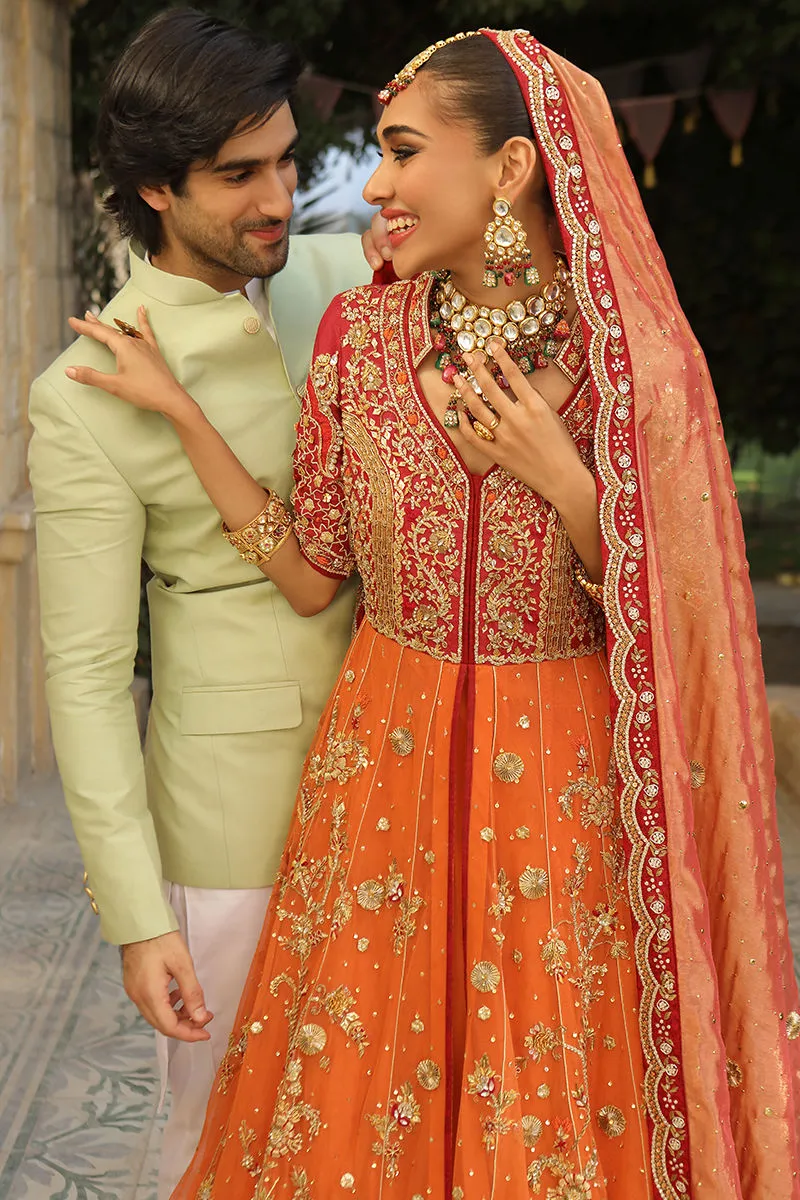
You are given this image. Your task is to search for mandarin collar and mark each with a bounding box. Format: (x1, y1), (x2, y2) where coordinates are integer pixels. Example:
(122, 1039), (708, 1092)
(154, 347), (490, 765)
(127, 243), (267, 308)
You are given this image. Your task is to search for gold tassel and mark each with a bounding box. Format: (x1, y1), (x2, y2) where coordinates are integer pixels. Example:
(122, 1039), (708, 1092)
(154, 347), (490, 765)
(643, 161), (657, 189)
(683, 108), (699, 134)
(730, 140), (743, 167)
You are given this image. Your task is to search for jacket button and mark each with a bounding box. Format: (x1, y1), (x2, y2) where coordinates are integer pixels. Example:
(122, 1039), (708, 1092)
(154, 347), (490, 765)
(243, 316), (261, 335)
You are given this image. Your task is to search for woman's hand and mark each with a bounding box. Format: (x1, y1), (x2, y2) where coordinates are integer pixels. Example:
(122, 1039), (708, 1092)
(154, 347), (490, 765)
(65, 307), (193, 421)
(456, 339), (602, 581)
(455, 341), (586, 509)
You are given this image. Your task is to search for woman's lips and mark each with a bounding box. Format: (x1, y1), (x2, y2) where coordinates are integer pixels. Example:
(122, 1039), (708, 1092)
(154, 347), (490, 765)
(387, 223), (418, 248)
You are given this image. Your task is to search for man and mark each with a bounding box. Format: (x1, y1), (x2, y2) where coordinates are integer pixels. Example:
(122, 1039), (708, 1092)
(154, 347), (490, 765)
(28, 8), (387, 1194)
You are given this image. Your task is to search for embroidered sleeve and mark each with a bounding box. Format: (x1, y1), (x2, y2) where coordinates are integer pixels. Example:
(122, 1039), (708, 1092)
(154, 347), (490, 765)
(292, 302), (355, 580)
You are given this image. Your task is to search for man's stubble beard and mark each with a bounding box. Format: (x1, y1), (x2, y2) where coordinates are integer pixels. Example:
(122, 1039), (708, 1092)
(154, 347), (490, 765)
(179, 215), (291, 282)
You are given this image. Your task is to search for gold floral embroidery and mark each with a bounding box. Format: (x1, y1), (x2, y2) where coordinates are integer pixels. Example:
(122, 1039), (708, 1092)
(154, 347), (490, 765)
(524, 1023), (564, 1064)
(367, 1081), (422, 1180)
(466, 1053), (518, 1150)
(294, 279), (604, 666)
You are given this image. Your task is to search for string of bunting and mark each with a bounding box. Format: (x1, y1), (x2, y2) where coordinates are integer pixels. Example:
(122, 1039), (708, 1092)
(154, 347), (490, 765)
(297, 43), (759, 190)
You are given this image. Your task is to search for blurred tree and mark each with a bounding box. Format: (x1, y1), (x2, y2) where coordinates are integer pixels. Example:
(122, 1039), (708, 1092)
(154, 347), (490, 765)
(71, 0), (800, 452)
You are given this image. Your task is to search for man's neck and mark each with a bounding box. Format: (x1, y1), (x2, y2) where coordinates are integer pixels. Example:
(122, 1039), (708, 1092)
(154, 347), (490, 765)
(150, 245), (250, 295)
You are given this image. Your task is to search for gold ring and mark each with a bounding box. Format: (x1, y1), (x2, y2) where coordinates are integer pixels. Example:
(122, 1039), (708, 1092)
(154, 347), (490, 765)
(113, 318), (144, 340)
(473, 420), (496, 443)
(485, 414), (500, 431)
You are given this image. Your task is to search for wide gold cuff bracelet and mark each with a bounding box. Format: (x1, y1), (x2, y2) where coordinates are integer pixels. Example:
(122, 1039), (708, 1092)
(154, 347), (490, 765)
(574, 558), (604, 607)
(222, 490), (292, 567)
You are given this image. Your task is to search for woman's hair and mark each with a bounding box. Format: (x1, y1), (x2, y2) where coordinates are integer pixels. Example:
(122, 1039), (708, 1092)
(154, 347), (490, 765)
(416, 34), (535, 154)
(96, 7), (302, 255)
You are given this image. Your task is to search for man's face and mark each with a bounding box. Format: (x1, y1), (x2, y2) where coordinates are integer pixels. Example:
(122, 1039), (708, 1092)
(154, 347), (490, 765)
(145, 103), (299, 288)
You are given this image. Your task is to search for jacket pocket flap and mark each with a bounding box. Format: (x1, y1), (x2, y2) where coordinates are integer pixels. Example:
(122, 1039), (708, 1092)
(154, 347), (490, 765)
(180, 683), (302, 735)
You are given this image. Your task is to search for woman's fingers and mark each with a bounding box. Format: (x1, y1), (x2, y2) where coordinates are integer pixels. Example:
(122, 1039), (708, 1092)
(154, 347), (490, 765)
(457, 408), (499, 459)
(64, 364), (120, 392)
(68, 314), (123, 351)
(137, 305), (159, 349)
(487, 340), (547, 408)
(462, 351), (519, 421)
(453, 373), (501, 433)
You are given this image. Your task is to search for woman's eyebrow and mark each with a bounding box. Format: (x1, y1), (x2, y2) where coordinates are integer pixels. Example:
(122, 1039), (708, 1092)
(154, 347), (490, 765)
(379, 124), (431, 141)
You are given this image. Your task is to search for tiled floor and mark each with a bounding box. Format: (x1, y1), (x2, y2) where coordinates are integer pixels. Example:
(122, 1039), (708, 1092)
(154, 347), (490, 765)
(1, 745), (800, 1198)
(0, 778), (164, 1200)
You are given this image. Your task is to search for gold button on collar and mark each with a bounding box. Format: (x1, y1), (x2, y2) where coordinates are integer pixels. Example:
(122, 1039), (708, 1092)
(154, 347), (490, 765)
(243, 316), (261, 335)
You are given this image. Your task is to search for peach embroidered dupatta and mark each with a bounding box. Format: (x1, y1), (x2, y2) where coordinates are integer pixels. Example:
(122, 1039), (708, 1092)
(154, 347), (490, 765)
(488, 28), (800, 1199)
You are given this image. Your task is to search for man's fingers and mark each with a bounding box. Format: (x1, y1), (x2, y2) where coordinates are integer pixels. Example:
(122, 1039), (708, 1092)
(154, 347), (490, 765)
(64, 365), (119, 391)
(171, 955), (210, 1024)
(360, 230), (384, 271)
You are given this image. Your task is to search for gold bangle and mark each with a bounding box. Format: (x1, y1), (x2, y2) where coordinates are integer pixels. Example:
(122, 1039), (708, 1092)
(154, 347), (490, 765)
(574, 558), (604, 607)
(222, 490), (293, 567)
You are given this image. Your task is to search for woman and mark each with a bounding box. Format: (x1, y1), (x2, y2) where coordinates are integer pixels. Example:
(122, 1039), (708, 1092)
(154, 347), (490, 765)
(69, 29), (800, 1200)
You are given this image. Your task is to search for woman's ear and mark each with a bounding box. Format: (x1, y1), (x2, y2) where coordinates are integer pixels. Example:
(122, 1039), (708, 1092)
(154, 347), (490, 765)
(495, 137), (538, 202)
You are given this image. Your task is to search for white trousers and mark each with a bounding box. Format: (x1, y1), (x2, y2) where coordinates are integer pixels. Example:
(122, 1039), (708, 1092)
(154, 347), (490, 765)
(156, 882), (272, 1200)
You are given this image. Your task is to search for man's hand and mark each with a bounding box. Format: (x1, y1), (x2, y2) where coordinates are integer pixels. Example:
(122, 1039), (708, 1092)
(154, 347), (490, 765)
(122, 930), (213, 1042)
(361, 212), (392, 270)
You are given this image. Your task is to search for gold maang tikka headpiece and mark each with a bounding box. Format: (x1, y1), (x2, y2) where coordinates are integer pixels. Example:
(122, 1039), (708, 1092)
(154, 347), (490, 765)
(378, 31), (482, 104)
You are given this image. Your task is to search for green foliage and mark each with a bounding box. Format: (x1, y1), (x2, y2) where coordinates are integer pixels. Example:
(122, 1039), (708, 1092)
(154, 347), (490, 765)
(71, 0), (800, 452)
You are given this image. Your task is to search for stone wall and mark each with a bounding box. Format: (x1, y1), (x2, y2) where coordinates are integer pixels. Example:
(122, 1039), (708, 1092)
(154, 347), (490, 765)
(0, 0), (75, 802)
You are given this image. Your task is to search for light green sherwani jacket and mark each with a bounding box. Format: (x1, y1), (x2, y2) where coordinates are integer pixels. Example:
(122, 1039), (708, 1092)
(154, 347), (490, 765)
(28, 235), (369, 945)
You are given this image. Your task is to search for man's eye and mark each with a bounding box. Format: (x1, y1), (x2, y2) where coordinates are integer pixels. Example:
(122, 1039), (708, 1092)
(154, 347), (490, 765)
(227, 170), (254, 184)
(281, 151), (297, 165)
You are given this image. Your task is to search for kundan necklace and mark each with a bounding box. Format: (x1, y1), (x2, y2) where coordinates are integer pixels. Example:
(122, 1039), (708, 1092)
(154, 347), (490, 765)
(430, 255), (572, 428)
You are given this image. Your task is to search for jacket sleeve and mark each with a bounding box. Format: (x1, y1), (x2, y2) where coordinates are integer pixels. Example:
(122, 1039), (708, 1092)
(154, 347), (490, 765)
(28, 377), (178, 945)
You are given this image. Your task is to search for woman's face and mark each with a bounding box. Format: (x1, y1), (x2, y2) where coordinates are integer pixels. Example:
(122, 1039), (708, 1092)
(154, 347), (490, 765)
(363, 78), (496, 279)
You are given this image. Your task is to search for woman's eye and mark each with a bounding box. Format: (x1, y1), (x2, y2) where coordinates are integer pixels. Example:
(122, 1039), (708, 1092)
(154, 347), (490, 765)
(392, 146), (417, 163)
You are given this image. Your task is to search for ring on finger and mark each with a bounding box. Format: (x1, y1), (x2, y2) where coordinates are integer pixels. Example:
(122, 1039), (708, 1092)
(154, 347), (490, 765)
(473, 420), (496, 443)
(485, 414), (500, 431)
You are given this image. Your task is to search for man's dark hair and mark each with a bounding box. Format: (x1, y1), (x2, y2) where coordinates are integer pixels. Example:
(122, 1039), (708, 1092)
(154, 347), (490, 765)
(97, 8), (302, 255)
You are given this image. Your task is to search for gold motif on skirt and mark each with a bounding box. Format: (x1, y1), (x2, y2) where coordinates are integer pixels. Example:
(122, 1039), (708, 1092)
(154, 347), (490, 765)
(357, 879), (386, 910)
(298, 1024), (327, 1055)
(726, 1059), (743, 1088)
(416, 1059), (442, 1090)
(597, 1104), (627, 1137)
(690, 759), (706, 788)
(787, 1011), (800, 1039)
(389, 726), (415, 756)
(521, 1113), (543, 1148)
(493, 750), (525, 783)
(519, 865), (549, 899)
(470, 960), (501, 993)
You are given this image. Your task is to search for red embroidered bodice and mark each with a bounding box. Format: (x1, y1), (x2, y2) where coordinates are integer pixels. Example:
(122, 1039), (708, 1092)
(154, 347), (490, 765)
(292, 276), (604, 666)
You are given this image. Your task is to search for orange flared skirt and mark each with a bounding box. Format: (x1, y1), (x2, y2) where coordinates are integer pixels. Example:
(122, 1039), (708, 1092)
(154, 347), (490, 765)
(175, 622), (653, 1199)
